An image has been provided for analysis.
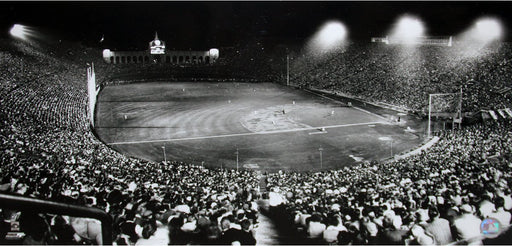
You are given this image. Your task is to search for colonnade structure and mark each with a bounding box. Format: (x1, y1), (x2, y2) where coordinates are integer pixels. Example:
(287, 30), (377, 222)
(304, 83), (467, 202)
(102, 32), (219, 64)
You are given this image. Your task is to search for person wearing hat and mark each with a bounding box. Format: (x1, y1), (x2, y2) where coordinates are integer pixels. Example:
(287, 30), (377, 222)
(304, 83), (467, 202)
(19, 212), (52, 245)
(489, 196), (511, 227)
(451, 204), (482, 245)
(408, 225), (435, 245)
(306, 213), (326, 242)
(378, 215), (408, 245)
(238, 219), (256, 245)
(360, 214), (378, 244)
(220, 216), (246, 245)
(425, 205), (453, 245)
(322, 214), (347, 244)
(478, 195), (496, 219)
(500, 188), (512, 211)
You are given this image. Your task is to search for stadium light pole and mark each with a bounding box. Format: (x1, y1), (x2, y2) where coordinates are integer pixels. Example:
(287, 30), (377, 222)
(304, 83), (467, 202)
(162, 145), (167, 163)
(286, 53), (290, 86)
(427, 94), (432, 138)
(236, 148), (239, 171)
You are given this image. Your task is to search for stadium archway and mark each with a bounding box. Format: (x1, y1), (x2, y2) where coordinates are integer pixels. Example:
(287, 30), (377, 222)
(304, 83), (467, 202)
(102, 34), (219, 65)
(103, 50), (217, 65)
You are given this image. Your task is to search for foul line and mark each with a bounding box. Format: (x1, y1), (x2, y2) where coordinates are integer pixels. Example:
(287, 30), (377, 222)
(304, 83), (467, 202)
(107, 121), (385, 145)
(304, 90), (390, 122)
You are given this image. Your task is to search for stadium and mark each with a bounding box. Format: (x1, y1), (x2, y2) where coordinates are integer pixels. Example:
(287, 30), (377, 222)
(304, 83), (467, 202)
(1, 1), (512, 245)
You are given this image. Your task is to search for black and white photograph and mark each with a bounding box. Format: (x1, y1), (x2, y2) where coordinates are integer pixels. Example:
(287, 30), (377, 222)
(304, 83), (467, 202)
(0, 1), (512, 245)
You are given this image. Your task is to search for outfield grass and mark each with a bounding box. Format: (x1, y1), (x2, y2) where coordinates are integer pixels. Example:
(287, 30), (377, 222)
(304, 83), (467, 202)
(95, 82), (425, 172)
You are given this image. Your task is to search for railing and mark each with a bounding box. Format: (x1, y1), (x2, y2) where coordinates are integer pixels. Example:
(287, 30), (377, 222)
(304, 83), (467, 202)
(0, 193), (112, 245)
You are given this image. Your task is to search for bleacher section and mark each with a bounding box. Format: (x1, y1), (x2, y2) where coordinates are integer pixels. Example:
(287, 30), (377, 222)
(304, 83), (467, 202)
(0, 38), (511, 244)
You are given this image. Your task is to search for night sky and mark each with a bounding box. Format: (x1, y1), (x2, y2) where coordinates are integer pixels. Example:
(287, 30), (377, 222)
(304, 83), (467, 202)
(1, 1), (512, 50)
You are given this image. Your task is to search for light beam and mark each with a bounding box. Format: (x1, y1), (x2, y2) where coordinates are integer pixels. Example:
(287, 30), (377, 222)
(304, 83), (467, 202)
(455, 16), (504, 56)
(306, 20), (348, 56)
(9, 24), (39, 41)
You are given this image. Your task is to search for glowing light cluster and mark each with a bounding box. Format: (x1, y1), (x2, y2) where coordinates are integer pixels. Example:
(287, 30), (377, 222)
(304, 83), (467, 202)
(102, 49), (112, 58)
(389, 15), (425, 44)
(9, 24), (38, 42)
(10, 24), (27, 40)
(209, 48), (219, 58)
(316, 21), (347, 49)
(307, 20), (348, 55)
(471, 17), (503, 43)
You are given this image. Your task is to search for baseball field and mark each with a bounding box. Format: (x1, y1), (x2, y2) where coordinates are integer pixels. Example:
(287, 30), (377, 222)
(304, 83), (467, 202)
(95, 82), (425, 172)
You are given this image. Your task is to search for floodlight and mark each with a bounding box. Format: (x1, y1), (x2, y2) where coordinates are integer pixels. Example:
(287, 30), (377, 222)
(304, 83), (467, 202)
(472, 17), (503, 42)
(307, 20), (348, 56)
(10, 24), (27, 40)
(102, 49), (111, 58)
(9, 24), (39, 42)
(209, 48), (219, 58)
(389, 15), (425, 44)
(456, 16), (504, 52)
(316, 21), (347, 50)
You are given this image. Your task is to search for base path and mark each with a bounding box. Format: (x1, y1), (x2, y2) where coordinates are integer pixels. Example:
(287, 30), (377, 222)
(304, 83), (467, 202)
(107, 121), (386, 145)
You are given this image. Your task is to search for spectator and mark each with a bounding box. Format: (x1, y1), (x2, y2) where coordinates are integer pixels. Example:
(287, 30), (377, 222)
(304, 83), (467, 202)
(50, 215), (77, 245)
(378, 216), (408, 245)
(238, 219), (256, 245)
(322, 214), (346, 244)
(19, 212), (52, 245)
(424, 205), (453, 245)
(408, 225), (435, 245)
(489, 197), (511, 227)
(220, 216), (243, 245)
(451, 204), (482, 245)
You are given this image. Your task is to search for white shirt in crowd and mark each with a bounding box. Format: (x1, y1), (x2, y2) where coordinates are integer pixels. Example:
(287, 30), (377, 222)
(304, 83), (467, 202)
(489, 208), (511, 227)
(307, 221), (326, 239)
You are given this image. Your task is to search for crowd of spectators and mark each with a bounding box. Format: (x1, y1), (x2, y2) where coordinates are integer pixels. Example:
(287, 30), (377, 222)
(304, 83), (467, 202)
(0, 38), (261, 245)
(1, 36), (512, 245)
(265, 120), (512, 244)
(290, 41), (512, 114)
